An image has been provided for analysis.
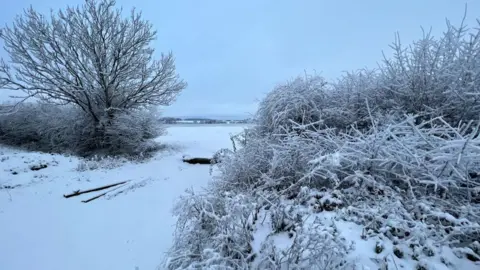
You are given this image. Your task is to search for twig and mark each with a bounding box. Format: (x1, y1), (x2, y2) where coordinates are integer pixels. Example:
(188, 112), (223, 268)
(6, 189), (12, 202)
(63, 180), (129, 198)
(390, 253), (399, 270)
(365, 98), (377, 134)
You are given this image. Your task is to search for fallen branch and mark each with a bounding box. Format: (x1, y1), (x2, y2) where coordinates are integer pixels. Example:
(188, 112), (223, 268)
(63, 180), (129, 198)
(0, 184), (21, 190)
(182, 157), (216, 165)
(105, 178), (154, 200)
(81, 183), (128, 203)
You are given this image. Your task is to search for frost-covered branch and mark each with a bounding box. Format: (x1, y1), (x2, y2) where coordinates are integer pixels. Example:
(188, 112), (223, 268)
(0, 0), (186, 122)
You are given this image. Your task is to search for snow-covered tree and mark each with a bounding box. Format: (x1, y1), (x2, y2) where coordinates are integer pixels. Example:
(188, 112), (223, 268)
(0, 0), (185, 153)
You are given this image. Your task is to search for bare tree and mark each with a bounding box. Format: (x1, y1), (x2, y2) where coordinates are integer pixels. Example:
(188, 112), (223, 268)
(0, 0), (186, 125)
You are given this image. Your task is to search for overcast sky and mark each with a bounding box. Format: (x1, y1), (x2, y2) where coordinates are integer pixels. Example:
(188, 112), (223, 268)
(1, 0), (479, 118)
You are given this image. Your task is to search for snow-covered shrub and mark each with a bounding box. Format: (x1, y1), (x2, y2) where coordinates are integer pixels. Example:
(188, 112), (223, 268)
(165, 15), (480, 269)
(378, 19), (480, 126)
(0, 102), (164, 157)
(214, 123), (344, 195)
(180, 114), (480, 267)
(103, 107), (164, 156)
(166, 115), (480, 268)
(249, 187), (354, 269)
(255, 212), (354, 270)
(329, 69), (384, 130)
(0, 102), (46, 146)
(302, 116), (480, 261)
(75, 155), (129, 171)
(323, 115), (480, 204)
(165, 185), (356, 269)
(165, 188), (257, 269)
(0, 102), (87, 153)
(214, 134), (274, 192)
(255, 74), (329, 135)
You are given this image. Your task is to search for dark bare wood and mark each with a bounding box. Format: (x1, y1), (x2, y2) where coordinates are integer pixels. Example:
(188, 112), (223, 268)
(182, 157), (216, 165)
(81, 191), (108, 203)
(63, 180), (129, 198)
(81, 182), (128, 203)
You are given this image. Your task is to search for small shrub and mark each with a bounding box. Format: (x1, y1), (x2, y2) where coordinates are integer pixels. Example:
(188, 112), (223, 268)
(76, 156), (128, 171)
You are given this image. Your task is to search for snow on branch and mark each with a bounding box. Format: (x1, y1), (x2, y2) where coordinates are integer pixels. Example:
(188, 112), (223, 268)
(0, 0), (186, 119)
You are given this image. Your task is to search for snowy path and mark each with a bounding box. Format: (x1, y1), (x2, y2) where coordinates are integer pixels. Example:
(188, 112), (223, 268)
(0, 125), (245, 270)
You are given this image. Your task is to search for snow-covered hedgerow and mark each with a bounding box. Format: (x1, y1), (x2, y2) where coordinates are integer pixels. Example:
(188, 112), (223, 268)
(0, 102), (163, 157)
(165, 16), (480, 269)
(0, 103), (87, 152)
(166, 114), (480, 269)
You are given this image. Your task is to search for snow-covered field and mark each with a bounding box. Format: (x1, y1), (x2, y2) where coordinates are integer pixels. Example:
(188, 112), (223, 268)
(2, 124), (479, 270)
(0, 124), (246, 270)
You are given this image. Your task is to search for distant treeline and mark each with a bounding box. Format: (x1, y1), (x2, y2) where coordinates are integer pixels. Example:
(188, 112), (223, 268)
(160, 117), (252, 124)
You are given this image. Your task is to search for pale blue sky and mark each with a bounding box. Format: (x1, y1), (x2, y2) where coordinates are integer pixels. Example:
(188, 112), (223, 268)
(1, 0), (479, 118)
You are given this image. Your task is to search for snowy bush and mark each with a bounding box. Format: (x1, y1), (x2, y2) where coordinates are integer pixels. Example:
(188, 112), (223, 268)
(255, 74), (329, 135)
(76, 155), (129, 171)
(213, 134), (274, 192)
(187, 113), (480, 268)
(0, 103), (86, 152)
(326, 115), (480, 204)
(330, 69), (386, 130)
(213, 123), (344, 196)
(166, 15), (480, 269)
(0, 102), (163, 157)
(298, 115), (480, 260)
(0, 102), (45, 146)
(165, 188), (257, 269)
(102, 107), (164, 156)
(378, 18), (480, 126)
(254, 203), (354, 270)
(165, 186), (356, 270)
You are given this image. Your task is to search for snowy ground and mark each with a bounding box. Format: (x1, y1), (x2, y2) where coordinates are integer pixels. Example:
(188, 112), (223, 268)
(2, 124), (479, 270)
(249, 198), (480, 270)
(0, 124), (246, 270)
